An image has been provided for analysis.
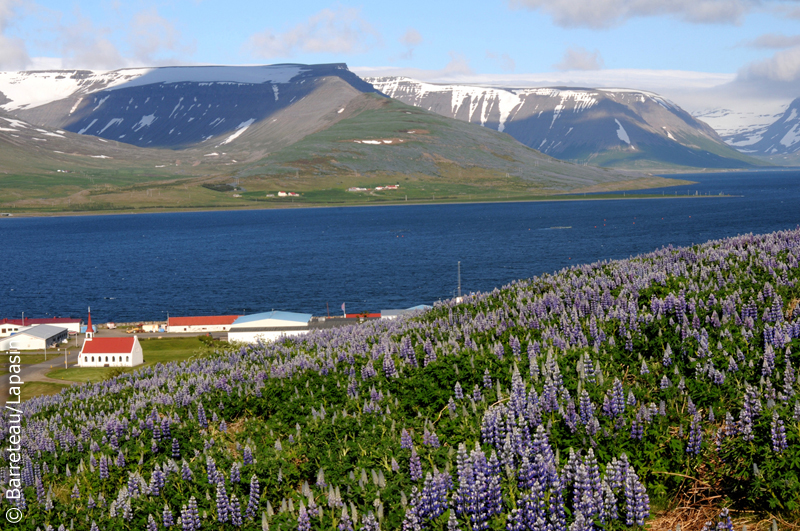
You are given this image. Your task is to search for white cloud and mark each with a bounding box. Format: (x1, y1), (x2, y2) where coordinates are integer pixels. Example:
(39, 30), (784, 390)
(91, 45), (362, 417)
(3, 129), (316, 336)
(0, 0), (30, 70)
(129, 7), (192, 65)
(486, 51), (516, 72)
(509, 0), (771, 29)
(247, 7), (382, 58)
(742, 33), (800, 49)
(396, 28), (422, 60)
(738, 45), (800, 83)
(400, 28), (423, 48)
(553, 47), (604, 71)
(52, 7), (126, 70)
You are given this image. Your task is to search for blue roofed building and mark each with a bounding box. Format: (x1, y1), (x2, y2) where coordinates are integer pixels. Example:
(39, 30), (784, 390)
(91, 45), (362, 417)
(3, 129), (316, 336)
(227, 311), (314, 344)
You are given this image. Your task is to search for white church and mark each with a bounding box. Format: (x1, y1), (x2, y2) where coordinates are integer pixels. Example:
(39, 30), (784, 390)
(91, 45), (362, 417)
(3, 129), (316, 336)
(77, 309), (144, 368)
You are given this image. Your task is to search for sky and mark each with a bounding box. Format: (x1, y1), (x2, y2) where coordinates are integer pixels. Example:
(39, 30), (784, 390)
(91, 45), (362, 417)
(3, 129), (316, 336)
(1, 0), (799, 116)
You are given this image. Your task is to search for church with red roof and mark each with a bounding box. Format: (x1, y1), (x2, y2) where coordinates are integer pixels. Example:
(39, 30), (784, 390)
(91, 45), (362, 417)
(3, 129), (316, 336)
(77, 309), (144, 368)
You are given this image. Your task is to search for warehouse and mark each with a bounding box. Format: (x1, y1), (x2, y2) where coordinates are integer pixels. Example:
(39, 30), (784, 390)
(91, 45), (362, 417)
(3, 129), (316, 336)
(1, 317), (82, 336)
(78, 336), (144, 367)
(168, 315), (240, 333)
(227, 311), (313, 343)
(0, 324), (69, 350)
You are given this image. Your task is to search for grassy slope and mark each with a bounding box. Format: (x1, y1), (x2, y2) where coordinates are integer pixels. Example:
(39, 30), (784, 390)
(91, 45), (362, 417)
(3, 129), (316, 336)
(0, 94), (685, 214)
(7, 230), (800, 531)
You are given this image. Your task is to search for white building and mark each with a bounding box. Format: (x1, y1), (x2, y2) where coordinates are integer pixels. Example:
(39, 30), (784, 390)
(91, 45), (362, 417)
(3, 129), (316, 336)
(168, 315), (239, 333)
(1, 318), (81, 336)
(227, 311), (313, 343)
(78, 336), (144, 367)
(0, 324), (69, 350)
(380, 305), (433, 319)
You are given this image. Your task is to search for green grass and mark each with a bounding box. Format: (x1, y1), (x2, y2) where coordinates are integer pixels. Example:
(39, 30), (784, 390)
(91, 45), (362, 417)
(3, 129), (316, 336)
(19, 382), (71, 401)
(45, 336), (214, 384)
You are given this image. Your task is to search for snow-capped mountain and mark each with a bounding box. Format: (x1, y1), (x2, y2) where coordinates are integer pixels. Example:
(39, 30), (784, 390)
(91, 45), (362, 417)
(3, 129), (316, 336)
(367, 76), (760, 169)
(722, 97), (800, 159)
(0, 64), (378, 149)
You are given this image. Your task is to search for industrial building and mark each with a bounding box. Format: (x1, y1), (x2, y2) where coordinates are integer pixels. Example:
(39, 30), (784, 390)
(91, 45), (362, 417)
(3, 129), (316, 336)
(0, 324), (69, 350)
(1, 317), (82, 336)
(227, 311), (313, 343)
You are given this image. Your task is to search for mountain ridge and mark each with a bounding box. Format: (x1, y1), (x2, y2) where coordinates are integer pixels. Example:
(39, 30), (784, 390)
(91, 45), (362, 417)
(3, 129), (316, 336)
(367, 76), (764, 170)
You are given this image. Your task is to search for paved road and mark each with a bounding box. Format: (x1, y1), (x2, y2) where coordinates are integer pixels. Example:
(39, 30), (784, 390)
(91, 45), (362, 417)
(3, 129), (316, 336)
(0, 350), (79, 407)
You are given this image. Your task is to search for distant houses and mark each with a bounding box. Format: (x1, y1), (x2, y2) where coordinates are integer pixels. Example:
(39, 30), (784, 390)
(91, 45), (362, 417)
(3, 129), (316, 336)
(347, 185), (399, 192)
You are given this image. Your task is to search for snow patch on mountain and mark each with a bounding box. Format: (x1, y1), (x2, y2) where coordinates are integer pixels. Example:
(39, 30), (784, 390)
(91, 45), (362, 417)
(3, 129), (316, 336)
(218, 118), (255, 146)
(780, 124), (800, 148)
(133, 114), (156, 132)
(615, 119), (631, 145)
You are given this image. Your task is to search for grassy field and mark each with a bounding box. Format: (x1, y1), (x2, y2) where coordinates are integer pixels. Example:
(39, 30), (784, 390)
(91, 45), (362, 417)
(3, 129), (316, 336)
(19, 381), (71, 401)
(45, 336), (215, 384)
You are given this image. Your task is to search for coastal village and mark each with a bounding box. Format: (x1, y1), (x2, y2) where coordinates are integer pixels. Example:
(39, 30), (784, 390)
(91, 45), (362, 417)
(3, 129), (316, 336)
(0, 305), (431, 369)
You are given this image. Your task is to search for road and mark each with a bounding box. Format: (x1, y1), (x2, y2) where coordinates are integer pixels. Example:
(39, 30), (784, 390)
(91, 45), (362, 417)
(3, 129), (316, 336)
(0, 349), (79, 407)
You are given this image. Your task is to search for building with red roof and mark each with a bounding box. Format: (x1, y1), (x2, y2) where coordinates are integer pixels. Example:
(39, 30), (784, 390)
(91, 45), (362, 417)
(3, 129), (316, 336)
(167, 315), (239, 333)
(78, 335), (143, 367)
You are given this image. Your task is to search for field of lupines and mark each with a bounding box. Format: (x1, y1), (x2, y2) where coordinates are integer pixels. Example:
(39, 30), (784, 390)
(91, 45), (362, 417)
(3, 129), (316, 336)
(2, 228), (800, 531)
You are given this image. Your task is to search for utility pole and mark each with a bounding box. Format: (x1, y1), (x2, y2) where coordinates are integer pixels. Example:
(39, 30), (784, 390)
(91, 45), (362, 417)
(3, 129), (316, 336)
(457, 261), (461, 298)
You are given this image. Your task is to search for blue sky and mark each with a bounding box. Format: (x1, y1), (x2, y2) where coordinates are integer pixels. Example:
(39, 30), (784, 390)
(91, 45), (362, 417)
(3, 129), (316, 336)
(1, 1), (799, 105)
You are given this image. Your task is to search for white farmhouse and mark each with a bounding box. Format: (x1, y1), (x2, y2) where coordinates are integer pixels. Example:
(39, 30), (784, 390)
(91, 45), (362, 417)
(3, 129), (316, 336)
(227, 311), (313, 344)
(78, 336), (144, 367)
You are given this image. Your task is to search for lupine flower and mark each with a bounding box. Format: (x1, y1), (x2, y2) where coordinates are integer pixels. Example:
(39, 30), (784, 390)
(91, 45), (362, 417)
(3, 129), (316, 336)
(410, 446), (422, 481)
(771, 412), (788, 452)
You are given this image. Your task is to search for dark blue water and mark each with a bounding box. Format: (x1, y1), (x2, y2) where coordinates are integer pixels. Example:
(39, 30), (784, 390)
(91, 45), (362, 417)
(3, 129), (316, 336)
(2, 169), (799, 322)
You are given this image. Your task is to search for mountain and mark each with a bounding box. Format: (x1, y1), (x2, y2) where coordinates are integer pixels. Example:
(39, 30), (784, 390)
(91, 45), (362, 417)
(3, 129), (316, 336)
(367, 77), (764, 170)
(722, 97), (800, 165)
(2, 64), (379, 150)
(0, 64), (691, 213)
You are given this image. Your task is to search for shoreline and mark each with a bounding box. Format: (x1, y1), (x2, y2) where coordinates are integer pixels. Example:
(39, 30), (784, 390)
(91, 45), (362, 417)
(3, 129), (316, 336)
(0, 177), (711, 219)
(6, 165), (800, 219)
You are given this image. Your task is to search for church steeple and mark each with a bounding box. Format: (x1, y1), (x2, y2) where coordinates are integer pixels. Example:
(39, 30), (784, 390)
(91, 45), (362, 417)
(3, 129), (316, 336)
(86, 307), (93, 340)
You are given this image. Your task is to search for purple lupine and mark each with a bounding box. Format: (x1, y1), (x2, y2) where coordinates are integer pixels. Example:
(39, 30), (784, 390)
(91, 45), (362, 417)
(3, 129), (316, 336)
(339, 506), (355, 531)
(297, 503), (311, 531)
(454, 381), (464, 400)
(771, 412), (788, 452)
(171, 438), (180, 459)
(207, 455), (218, 483)
(163, 503), (174, 528)
(243, 445), (254, 466)
(687, 412), (703, 455)
(401, 429), (413, 449)
(216, 478), (231, 522)
(231, 462), (241, 484)
(181, 460), (194, 482)
(245, 474), (260, 519)
(483, 368), (492, 389)
(410, 446), (422, 481)
(383, 353), (398, 378)
(197, 402), (208, 429)
(624, 467), (649, 526)
(147, 514), (158, 531)
(423, 428), (440, 448)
